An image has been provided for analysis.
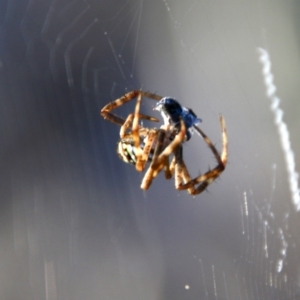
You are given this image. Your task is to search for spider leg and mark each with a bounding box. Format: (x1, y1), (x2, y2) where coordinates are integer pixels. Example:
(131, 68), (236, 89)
(164, 156), (172, 179)
(132, 93), (161, 171)
(120, 114), (135, 137)
(139, 129), (157, 171)
(140, 129), (166, 190)
(140, 119), (186, 190)
(155, 137), (177, 180)
(132, 93), (143, 171)
(177, 169), (221, 195)
(105, 90), (171, 176)
(176, 115), (228, 195)
(101, 90), (161, 126)
(193, 114), (228, 169)
(120, 113), (159, 138)
(117, 126), (155, 165)
(101, 90), (139, 125)
(151, 119), (186, 178)
(169, 156), (176, 174)
(139, 91), (163, 101)
(173, 146), (195, 194)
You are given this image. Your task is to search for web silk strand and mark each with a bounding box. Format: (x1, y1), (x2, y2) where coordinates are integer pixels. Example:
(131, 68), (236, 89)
(258, 47), (300, 211)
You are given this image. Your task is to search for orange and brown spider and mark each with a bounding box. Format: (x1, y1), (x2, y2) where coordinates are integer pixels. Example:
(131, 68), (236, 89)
(101, 90), (228, 195)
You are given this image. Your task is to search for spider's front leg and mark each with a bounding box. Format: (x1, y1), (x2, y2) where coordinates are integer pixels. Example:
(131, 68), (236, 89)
(132, 92), (144, 171)
(101, 90), (140, 125)
(101, 90), (160, 126)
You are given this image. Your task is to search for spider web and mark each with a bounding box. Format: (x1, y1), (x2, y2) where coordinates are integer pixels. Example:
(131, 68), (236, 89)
(1, 0), (300, 299)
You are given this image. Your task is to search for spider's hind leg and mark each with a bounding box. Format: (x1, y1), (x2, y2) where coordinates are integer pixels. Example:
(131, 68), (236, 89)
(193, 115), (228, 168)
(176, 115), (228, 195)
(173, 146), (196, 194)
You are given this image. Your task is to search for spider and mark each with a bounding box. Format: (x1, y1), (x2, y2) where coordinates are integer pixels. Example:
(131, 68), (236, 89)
(101, 90), (228, 195)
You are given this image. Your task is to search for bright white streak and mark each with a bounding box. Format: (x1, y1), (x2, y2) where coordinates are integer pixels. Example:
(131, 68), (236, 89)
(258, 47), (300, 211)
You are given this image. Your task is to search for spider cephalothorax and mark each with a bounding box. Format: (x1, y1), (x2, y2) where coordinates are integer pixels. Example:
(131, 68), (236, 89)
(101, 90), (228, 195)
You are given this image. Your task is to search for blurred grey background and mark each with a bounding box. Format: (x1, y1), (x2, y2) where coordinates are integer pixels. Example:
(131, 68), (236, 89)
(1, 0), (300, 299)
